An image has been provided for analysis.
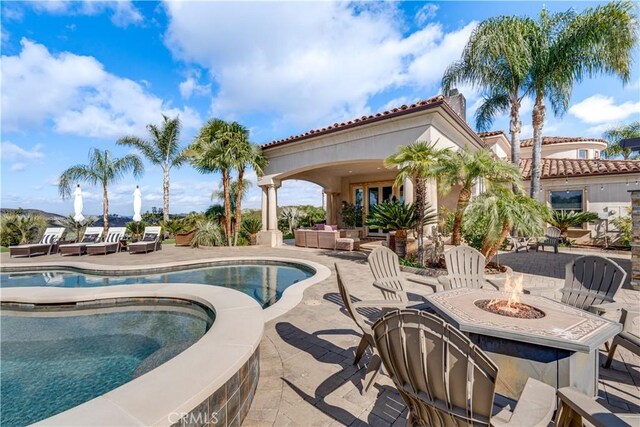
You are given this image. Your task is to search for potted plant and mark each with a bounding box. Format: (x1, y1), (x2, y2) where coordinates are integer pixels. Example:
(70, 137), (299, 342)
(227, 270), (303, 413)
(548, 210), (599, 241)
(366, 202), (416, 257)
(242, 217), (262, 245)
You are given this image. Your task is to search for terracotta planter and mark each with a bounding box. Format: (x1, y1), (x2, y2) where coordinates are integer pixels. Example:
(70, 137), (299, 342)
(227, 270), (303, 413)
(394, 230), (408, 258)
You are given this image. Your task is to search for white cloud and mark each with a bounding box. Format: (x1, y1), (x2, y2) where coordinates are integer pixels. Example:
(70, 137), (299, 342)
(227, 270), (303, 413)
(163, 2), (476, 130)
(179, 76), (211, 99)
(30, 1), (143, 27)
(569, 95), (640, 124)
(415, 4), (439, 26)
(2, 39), (201, 138)
(10, 163), (26, 172)
(1, 141), (45, 161)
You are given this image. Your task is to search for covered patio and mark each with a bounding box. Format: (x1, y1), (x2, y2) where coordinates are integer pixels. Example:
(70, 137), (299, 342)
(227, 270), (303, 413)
(256, 94), (483, 246)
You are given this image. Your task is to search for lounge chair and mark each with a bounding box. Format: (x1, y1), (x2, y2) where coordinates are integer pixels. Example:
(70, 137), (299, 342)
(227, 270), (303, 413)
(371, 309), (556, 427)
(603, 308), (640, 369)
(367, 246), (438, 304)
(9, 228), (65, 258)
(128, 226), (162, 254)
(536, 226), (561, 253)
(556, 386), (633, 427)
(86, 227), (126, 255)
(335, 263), (404, 392)
(58, 227), (103, 256)
(437, 246), (501, 291)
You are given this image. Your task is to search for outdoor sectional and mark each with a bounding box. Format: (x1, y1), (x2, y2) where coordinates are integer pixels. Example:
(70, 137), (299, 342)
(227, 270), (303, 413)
(294, 228), (359, 251)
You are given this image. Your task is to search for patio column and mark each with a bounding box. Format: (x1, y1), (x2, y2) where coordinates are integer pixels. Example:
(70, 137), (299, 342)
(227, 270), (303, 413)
(403, 177), (414, 205)
(267, 184), (278, 231)
(426, 178), (438, 212)
(324, 192), (339, 224)
(261, 186), (268, 231)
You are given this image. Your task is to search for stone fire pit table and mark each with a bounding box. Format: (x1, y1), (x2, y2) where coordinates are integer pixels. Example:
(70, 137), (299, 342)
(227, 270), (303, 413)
(426, 288), (621, 401)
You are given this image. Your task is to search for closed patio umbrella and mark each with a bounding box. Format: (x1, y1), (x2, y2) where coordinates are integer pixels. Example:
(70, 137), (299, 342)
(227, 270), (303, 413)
(133, 186), (142, 222)
(73, 185), (85, 222)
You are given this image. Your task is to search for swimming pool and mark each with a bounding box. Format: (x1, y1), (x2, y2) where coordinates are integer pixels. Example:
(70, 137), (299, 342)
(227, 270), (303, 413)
(1, 299), (213, 426)
(0, 261), (314, 308)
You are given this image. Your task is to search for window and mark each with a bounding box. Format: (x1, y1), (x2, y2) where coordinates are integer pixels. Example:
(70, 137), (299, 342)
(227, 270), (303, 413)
(578, 149), (588, 159)
(550, 190), (583, 212)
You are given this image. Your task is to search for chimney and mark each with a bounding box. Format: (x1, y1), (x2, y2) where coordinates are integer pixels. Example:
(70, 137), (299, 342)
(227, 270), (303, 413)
(445, 89), (466, 122)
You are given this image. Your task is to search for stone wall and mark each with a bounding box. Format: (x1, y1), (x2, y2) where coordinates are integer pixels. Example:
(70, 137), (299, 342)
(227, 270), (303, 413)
(631, 190), (640, 290)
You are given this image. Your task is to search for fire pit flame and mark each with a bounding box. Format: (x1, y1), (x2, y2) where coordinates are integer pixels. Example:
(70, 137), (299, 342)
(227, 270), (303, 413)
(476, 274), (545, 319)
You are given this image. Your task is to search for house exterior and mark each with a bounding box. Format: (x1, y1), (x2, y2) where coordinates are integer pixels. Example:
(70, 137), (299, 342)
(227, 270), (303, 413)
(258, 93), (639, 246)
(480, 132), (640, 244)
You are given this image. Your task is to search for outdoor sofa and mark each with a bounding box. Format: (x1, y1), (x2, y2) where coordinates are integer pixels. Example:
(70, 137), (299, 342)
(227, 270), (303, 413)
(9, 227), (65, 258)
(86, 227), (126, 255)
(294, 225), (359, 251)
(58, 227), (103, 256)
(128, 226), (162, 254)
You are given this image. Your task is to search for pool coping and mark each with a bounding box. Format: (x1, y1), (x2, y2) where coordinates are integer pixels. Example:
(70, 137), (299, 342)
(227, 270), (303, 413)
(0, 284), (264, 426)
(0, 256), (332, 322)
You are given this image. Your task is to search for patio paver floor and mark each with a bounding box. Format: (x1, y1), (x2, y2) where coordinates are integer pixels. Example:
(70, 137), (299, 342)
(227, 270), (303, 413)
(2, 245), (638, 426)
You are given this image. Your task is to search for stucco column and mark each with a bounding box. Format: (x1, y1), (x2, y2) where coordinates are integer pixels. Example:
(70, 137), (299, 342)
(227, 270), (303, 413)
(325, 191), (333, 223)
(267, 185), (278, 231)
(403, 177), (414, 205)
(261, 186), (268, 231)
(426, 178), (438, 212)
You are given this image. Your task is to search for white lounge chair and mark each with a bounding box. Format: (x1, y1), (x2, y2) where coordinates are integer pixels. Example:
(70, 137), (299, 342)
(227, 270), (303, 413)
(58, 227), (103, 256)
(128, 226), (162, 254)
(86, 227), (126, 255)
(9, 227), (65, 258)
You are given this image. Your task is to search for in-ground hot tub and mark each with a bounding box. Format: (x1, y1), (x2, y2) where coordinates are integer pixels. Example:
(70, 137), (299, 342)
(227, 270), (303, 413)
(426, 288), (621, 400)
(0, 284), (264, 427)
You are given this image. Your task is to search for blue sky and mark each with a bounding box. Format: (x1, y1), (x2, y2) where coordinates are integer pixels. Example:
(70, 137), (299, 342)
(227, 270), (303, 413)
(2, 1), (639, 216)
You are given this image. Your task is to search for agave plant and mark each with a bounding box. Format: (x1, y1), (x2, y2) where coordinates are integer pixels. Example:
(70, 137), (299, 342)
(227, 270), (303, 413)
(159, 218), (185, 238)
(241, 217), (262, 245)
(548, 210), (600, 237)
(1, 213), (47, 245)
(191, 219), (225, 248)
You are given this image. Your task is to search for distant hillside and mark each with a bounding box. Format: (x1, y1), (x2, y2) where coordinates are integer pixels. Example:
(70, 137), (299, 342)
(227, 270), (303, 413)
(1, 208), (66, 223)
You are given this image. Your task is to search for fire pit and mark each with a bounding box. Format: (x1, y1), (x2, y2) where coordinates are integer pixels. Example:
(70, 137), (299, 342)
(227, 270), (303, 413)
(426, 286), (621, 400)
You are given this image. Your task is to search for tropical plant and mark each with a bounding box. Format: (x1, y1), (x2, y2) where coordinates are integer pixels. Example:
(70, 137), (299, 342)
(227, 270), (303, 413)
(433, 147), (522, 246)
(464, 187), (549, 261)
(242, 217), (263, 245)
(183, 212), (205, 230)
(299, 205), (327, 227)
(442, 16), (534, 169)
(141, 207), (163, 225)
(191, 219), (225, 248)
(548, 210), (600, 237)
(205, 204), (225, 224)
(58, 148), (144, 235)
(0, 213), (47, 245)
(117, 115), (189, 222)
(126, 221), (147, 241)
(611, 208), (631, 247)
(603, 121), (640, 160)
(527, 2), (637, 196)
(385, 141), (445, 265)
(160, 218), (185, 238)
(55, 214), (98, 241)
(280, 206), (302, 235)
(340, 203), (363, 228)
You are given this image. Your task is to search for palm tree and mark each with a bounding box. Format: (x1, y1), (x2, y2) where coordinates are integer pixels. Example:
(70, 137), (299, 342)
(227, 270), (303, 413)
(279, 206), (302, 235)
(117, 115), (189, 223)
(442, 16), (534, 169)
(464, 187), (548, 262)
(527, 2), (637, 197)
(434, 148), (522, 246)
(58, 149), (144, 235)
(1, 213), (47, 244)
(159, 218), (185, 238)
(603, 121), (640, 159)
(548, 210), (599, 239)
(56, 214), (98, 241)
(384, 141), (445, 266)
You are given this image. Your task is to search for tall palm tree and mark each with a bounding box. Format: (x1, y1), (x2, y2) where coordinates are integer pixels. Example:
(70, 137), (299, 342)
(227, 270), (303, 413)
(603, 121), (640, 160)
(384, 141), (445, 266)
(117, 115), (189, 223)
(442, 16), (534, 169)
(188, 119), (236, 245)
(58, 149), (144, 235)
(464, 187), (548, 262)
(434, 148), (522, 246)
(528, 2), (637, 197)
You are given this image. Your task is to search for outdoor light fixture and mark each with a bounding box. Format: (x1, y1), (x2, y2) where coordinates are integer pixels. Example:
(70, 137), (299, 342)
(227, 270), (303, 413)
(600, 184), (604, 191)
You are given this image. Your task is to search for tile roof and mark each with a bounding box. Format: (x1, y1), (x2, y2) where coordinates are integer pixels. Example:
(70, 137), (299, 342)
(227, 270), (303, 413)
(520, 136), (608, 148)
(519, 158), (640, 180)
(262, 95), (483, 149)
(477, 130), (506, 138)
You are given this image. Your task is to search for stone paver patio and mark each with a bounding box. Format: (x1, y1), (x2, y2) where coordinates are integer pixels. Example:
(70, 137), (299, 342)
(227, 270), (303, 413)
(2, 245), (638, 426)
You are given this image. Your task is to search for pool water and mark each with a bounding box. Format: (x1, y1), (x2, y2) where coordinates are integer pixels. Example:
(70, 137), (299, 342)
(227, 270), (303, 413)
(0, 262), (314, 308)
(1, 302), (212, 426)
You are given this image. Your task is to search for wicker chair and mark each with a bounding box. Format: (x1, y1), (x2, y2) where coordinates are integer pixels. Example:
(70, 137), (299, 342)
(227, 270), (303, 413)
(9, 227), (65, 258)
(58, 226), (103, 256)
(372, 309), (556, 427)
(128, 226), (162, 254)
(335, 263), (404, 392)
(86, 227), (126, 255)
(437, 246), (500, 291)
(536, 226), (561, 254)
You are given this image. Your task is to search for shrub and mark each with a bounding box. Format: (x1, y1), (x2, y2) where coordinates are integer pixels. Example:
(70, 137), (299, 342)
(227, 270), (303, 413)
(1, 213), (47, 245)
(340, 203), (363, 228)
(548, 210), (599, 235)
(126, 221), (147, 241)
(159, 218), (185, 238)
(612, 208), (631, 247)
(191, 219), (225, 248)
